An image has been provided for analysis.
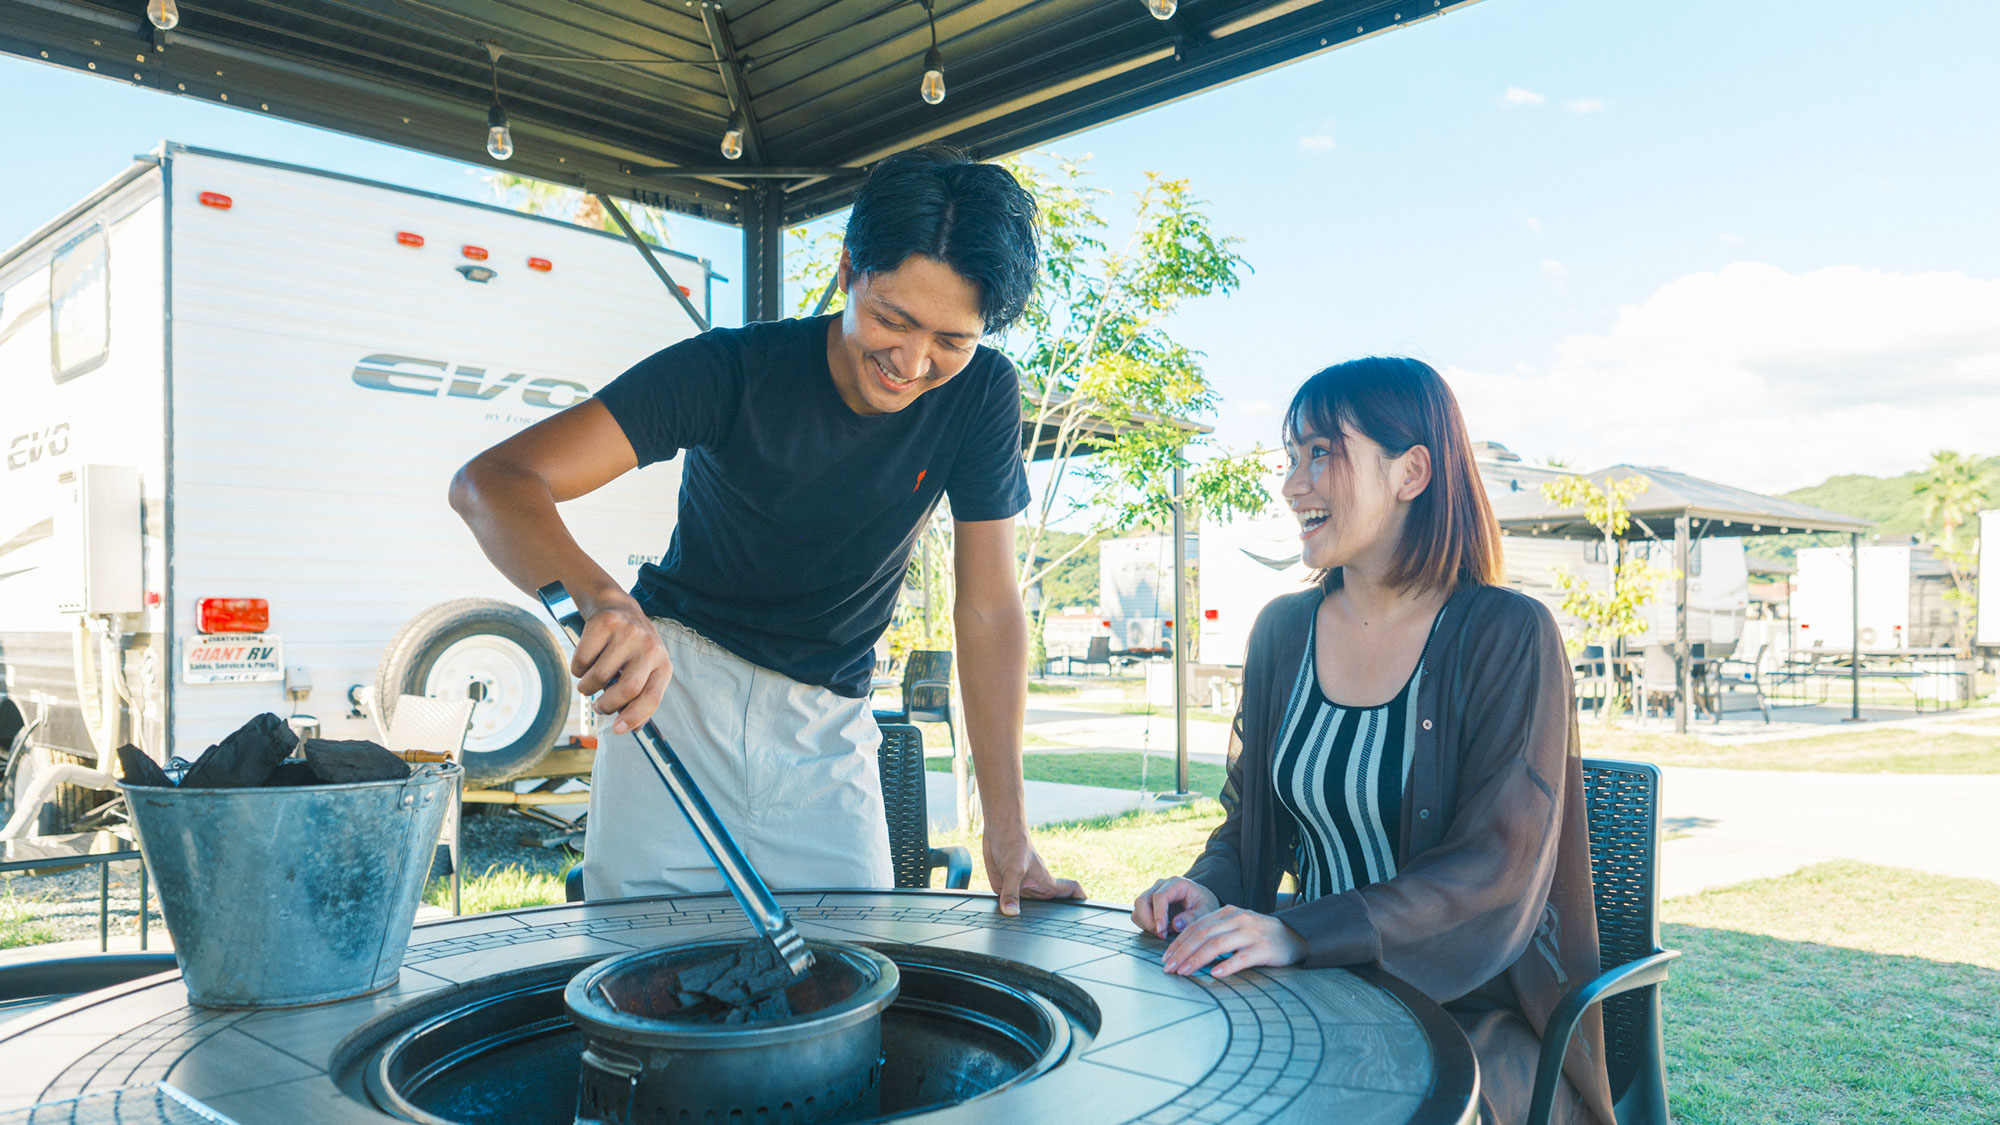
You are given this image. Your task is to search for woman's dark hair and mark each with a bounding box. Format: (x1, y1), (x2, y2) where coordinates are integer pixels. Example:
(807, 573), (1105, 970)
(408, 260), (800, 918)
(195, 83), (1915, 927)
(844, 144), (1038, 334)
(1284, 356), (1504, 594)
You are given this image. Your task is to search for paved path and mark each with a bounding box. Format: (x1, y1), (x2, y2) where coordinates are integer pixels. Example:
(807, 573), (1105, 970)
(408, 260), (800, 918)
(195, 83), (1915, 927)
(1657, 766), (2000, 898)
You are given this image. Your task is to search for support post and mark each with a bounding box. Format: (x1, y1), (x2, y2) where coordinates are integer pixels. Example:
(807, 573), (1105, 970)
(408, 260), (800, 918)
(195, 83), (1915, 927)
(1674, 515), (1690, 734)
(741, 185), (784, 323)
(1850, 531), (1862, 721)
(1172, 460), (1190, 796)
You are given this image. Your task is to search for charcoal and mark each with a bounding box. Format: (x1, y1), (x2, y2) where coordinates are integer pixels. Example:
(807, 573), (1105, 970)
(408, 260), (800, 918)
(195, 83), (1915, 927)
(302, 739), (410, 783)
(670, 943), (796, 1023)
(179, 713), (298, 788)
(115, 744), (172, 787)
(261, 760), (324, 787)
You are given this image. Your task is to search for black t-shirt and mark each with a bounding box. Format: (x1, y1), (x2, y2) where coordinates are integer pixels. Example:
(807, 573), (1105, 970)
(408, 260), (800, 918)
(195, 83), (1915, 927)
(594, 315), (1030, 697)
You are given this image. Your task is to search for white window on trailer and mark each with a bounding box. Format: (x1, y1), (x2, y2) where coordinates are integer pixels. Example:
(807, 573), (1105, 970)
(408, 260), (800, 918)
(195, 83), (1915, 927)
(50, 224), (110, 383)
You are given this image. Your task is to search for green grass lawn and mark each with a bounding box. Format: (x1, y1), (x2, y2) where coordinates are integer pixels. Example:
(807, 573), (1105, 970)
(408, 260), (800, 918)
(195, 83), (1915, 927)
(423, 855), (579, 914)
(1, 883), (57, 949)
(1661, 861), (2000, 1123)
(1580, 726), (2000, 773)
(933, 801), (1228, 907)
(927, 750), (1229, 795)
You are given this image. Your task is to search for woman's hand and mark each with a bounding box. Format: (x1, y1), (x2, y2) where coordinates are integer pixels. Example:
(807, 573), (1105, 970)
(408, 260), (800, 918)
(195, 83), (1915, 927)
(571, 590), (672, 735)
(1161, 906), (1306, 979)
(1131, 876), (1220, 940)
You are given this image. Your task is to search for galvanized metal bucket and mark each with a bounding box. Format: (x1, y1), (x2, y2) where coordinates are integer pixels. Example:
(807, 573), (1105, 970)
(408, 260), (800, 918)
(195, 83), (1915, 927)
(121, 764), (460, 1009)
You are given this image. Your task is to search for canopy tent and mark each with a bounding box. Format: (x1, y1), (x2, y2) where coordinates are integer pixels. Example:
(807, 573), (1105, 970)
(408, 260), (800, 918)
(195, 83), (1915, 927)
(1492, 465), (1873, 731)
(1, 0), (1484, 323)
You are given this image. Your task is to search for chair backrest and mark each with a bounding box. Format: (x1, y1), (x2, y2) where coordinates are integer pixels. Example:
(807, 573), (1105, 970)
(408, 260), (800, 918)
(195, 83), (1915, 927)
(903, 649), (953, 716)
(1580, 758), (1664, 1102)
(875, 723), (935, 889)
(1085, 636), (1111, 663)
(1640, 647), (1678, 689)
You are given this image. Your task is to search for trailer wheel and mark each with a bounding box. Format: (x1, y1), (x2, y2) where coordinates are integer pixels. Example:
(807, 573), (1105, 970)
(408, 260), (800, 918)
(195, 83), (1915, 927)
(376, 600), (570, 786)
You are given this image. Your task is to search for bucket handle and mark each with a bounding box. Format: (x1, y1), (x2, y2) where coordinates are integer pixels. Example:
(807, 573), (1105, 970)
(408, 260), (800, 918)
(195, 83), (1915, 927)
(577, 1043), (645, 1125)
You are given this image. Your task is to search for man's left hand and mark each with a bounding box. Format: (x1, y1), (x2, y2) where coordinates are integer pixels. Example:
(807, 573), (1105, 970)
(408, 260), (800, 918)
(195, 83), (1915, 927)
(984, 827), (1084, 915)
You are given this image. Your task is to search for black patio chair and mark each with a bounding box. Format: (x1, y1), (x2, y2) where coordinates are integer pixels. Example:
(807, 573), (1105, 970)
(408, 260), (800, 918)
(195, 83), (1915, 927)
(1526, 759), (1680, 1125)
(0, 953), (179, 1021)
(563, 722), (968, 901)
(1077, 635), (1112, 675)
(873, 649), (955, 754)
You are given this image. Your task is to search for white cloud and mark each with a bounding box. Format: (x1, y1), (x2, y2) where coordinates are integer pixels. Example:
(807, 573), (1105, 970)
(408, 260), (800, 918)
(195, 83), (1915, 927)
(1443, 263), (2000, 493)
(1566, 98), (1606, 114)
(1719, 232), (1745, 245)
(1504, 87), (1546, 106)
(1296, 133), (1336, 153)
(1540, 259), (1566, 277)
(1526, 216), (1543, 234)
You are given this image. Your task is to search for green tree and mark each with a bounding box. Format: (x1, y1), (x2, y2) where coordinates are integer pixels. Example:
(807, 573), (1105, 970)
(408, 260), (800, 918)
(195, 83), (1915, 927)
(1913, 449), (1988, 654)
(1540, 473), (1677, 721)
(482, 173), (676, 247)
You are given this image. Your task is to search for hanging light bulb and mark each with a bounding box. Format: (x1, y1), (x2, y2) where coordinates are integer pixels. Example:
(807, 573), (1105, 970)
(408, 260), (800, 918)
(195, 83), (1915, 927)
(920, 46), (946, 105)
(486, 101), (514, 161)
(720, 113), (745, 161)
(1146, 0), (1177, 18)
(147, 0), (179, 30)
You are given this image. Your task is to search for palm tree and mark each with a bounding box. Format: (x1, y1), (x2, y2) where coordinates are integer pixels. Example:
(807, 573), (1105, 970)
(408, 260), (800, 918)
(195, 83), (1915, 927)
(1913, 450), (1989, 654)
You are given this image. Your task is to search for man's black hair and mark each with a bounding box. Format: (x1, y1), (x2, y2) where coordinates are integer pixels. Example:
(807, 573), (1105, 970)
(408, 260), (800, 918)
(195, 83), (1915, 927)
(844, 144), (1039, 334)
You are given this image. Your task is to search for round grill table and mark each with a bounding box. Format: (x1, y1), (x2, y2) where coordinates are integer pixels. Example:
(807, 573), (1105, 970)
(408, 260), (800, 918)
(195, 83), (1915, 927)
(0, 891), (1478, 1125)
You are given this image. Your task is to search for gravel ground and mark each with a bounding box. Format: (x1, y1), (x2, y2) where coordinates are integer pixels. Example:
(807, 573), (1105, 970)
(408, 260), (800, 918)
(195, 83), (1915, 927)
(0, 809), (571, 948)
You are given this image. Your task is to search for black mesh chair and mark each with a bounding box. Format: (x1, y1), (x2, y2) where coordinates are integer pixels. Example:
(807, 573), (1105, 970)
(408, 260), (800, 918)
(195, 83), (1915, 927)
(0, 953), (179, 1022)
(873, 650), (954, 753)
(563, 722), (969, 901)
(1526, 759), (1680, 1125)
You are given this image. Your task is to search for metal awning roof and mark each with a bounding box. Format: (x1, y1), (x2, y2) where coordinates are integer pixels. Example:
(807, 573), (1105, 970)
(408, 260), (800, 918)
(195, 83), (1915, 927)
(1491, 464), (1874, 541)
(1, 0), (1480, 227)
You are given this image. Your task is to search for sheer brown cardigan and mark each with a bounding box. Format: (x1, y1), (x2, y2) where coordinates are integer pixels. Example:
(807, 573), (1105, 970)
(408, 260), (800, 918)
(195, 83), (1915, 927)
(1184, 584), (1617, 1125)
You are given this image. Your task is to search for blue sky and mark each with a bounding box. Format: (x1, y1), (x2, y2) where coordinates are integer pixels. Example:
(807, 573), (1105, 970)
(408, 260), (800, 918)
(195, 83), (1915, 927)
(5, 0), (1996, 493)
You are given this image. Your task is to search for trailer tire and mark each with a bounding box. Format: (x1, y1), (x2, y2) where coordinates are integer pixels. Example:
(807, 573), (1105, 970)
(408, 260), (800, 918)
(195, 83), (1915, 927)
(375, 600), (570, 786)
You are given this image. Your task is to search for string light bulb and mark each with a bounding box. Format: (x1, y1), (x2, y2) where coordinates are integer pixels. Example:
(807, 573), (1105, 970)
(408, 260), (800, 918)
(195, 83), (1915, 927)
(720, 113), (745, 160)
(1145, 0), (1177, 18)
(481, 41), (512, 161)
(920, 46), (946, 105)
(147, 0), (179, 30)
(486, 101), (514, 160)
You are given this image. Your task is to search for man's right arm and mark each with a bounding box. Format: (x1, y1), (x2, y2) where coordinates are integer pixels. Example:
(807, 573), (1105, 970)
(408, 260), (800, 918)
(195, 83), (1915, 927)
(448, 398), (671, 734)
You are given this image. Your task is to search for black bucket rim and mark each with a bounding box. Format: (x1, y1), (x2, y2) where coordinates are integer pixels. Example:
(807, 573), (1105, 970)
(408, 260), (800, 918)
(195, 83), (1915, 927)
(564, 939), (899, 1048)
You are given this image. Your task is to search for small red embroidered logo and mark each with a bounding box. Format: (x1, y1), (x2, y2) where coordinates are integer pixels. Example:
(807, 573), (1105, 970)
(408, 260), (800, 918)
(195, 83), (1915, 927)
(913, 469), (927, 493)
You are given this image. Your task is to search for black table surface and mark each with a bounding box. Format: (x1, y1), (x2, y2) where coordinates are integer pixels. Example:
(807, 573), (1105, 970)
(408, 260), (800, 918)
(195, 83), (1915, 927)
(0, 890), (1478, 1125)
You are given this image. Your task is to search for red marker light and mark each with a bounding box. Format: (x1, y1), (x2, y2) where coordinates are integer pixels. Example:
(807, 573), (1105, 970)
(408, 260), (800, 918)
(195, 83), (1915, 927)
(199, 192), (232, 210)
(199, 597), (269, 633)
(528, 257), (552, 272)
(462, 245), (489, 261)
(1100, 620), (1111, 629)
(396, 231), (425, 247)
(1204, 609), (1219, 620)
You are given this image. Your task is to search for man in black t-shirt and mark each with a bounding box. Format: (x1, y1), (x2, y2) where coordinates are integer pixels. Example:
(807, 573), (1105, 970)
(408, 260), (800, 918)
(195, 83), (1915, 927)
(451, 147), (1082, 913)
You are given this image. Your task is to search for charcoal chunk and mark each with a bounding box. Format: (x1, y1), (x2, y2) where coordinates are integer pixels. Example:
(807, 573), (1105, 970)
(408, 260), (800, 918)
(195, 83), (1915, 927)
(261, 760), (324, 787)
(669, 943), (797, 1023)
(302, 739), (410, 783)
(180, 713), (298, 788)
(115, 744), (172, 787)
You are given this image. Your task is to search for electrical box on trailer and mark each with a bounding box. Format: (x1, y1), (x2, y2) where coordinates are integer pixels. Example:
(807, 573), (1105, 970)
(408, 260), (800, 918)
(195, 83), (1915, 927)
(54, 464), (144, 615)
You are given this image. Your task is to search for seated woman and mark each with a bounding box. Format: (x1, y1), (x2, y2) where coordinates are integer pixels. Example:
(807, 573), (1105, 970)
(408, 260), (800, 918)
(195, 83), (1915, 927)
(1131, 357), (1615, 1125)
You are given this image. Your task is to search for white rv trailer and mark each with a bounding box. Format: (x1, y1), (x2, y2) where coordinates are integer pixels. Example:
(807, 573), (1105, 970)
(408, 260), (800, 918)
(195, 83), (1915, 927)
(1794, 542), (1961, 652)
(1098, 534), (1197, 655)
(0, 144), (709, 825)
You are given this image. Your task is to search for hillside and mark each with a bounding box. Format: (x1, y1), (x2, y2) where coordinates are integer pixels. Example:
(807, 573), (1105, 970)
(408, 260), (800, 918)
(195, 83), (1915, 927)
(1751, 454), (1999, 559)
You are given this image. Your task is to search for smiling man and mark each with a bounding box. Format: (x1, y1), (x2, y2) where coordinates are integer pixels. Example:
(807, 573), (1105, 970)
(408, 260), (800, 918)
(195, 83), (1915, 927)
(450, 146), (1082, 912)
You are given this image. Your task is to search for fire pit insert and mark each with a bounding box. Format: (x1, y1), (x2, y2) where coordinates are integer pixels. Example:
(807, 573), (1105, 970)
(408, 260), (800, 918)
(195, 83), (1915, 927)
(351, 943), (1093, 1125)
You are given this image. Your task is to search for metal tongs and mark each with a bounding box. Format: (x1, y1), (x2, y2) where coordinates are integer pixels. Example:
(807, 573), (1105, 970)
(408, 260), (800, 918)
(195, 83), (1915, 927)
(538, 582), (814, 980)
